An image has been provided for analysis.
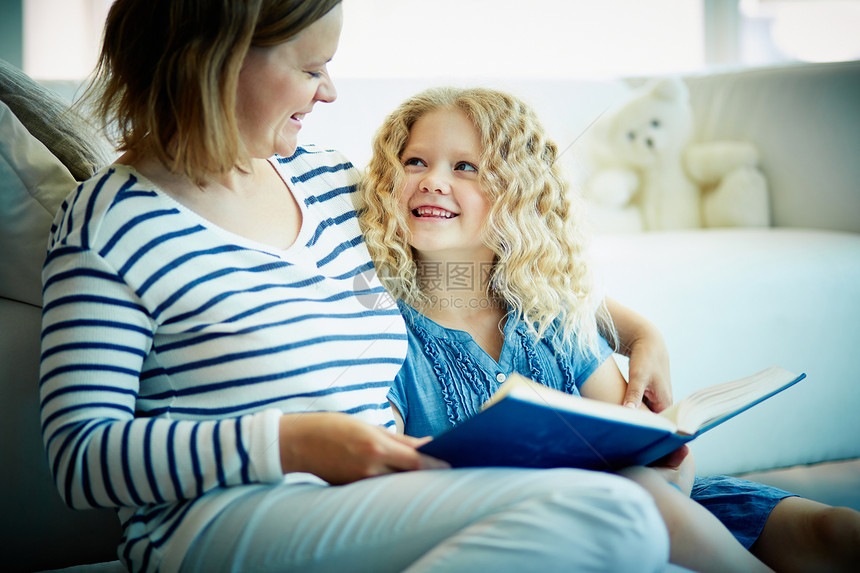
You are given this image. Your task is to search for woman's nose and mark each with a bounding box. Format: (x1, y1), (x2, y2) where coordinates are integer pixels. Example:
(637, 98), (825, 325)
(316, 72), (337, 103)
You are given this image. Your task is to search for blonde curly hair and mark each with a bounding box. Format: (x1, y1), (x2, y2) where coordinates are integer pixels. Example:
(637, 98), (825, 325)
(359, 86), (615, 355)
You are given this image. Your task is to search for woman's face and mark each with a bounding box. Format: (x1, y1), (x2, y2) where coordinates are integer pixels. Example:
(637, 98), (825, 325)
(236, 4), (342, 159)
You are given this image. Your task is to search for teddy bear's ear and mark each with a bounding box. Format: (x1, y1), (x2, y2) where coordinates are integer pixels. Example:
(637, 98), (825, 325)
(647, 77), (689, 103)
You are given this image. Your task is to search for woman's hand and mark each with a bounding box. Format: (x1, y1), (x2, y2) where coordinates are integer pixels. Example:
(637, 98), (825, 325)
(278, 412), (449, 485)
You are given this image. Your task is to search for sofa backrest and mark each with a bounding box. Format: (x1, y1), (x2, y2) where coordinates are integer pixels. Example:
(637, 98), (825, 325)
(299, 60), (860, 234)
(685, 60), (860, 234)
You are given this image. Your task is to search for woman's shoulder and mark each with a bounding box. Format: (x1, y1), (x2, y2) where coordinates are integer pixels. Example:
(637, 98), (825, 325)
(272, 145), (362, 216)
(273, 145), (358, 183)
(48, 164), (178, 252)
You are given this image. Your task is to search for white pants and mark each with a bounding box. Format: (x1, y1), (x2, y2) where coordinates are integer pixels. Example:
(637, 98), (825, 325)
(181, 467), (669, 573)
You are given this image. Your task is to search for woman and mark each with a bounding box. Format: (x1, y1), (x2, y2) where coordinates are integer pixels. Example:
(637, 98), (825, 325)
(39, 2), (673, 571)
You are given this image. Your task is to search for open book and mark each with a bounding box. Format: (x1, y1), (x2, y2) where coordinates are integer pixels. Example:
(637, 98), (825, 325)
(418, 366), (805, 470)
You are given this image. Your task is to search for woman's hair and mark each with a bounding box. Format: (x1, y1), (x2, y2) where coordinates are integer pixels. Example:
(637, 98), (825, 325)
(359, 86), (615, 355)
(85, 0), (341, 182)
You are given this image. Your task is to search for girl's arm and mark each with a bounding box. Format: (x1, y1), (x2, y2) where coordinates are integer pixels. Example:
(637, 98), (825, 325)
(390, 401), (406, 434)
(604, 297), (673, 412)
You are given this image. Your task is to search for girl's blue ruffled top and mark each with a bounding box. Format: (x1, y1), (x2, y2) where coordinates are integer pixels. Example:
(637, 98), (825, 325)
(389, 300), (614, 437)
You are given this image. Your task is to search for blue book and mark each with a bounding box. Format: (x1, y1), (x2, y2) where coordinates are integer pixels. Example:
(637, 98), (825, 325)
(418, 366), (805, 470)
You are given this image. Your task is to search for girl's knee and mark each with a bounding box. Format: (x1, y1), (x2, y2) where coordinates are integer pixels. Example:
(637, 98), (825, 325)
(810, 505), (860, 547)
(756, 498), (860, 572)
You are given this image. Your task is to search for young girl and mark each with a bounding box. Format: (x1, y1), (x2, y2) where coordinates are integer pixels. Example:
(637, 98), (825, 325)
(358, 86), (860, 573)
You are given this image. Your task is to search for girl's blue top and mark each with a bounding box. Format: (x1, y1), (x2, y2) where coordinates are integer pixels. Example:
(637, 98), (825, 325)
(389, 300), (614, 437)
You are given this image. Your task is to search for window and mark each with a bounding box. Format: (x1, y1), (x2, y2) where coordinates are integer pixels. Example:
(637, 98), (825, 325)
(23, 0), (113, 80)
(738, 0), (860, 64)
(333, 0), (704, 79)
(22, 0), (860, 81)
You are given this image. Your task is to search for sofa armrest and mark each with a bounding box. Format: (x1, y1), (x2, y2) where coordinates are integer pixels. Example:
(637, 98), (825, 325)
(0, 297), (121, 571)
(685, 60), (860, 234)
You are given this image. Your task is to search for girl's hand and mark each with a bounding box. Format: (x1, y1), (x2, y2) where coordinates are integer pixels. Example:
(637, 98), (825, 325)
(278, 412), (449, 485)
(623, 324), (673, 412)
(603, 298), (673, 412)
(649, 445), (694, 495)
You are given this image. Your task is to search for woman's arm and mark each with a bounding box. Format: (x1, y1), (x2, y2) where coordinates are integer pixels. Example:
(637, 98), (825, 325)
(603, 297), (673, 412)
(277, 412), (446, 485)
(40, 248), (290, 509)
(41, 249), (443, 509)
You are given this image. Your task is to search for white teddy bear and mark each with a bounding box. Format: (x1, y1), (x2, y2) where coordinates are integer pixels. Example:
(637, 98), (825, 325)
(583, 77), (770, 232)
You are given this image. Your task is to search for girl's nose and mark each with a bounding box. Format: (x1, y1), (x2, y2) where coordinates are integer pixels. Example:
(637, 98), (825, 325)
(420, 171), (451, 194)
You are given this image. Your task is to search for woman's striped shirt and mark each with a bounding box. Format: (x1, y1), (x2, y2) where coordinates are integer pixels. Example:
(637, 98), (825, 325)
(39, 146), (407, 573)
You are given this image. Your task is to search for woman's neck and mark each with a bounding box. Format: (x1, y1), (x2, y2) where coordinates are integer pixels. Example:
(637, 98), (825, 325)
(117, 149), (260, 197)
(116, 150), (302, 251)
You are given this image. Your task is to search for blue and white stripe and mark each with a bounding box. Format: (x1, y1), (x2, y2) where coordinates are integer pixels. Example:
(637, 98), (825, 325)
(39, 146), (407, 572)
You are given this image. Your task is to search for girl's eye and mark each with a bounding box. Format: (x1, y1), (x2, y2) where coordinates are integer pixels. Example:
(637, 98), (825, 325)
(307, 71), (323, 79)
(403, 157), (426, 167)
(455, 162), (477, 172)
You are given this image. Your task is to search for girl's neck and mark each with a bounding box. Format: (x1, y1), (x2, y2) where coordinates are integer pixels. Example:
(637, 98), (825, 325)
(415, 254), (508, 359)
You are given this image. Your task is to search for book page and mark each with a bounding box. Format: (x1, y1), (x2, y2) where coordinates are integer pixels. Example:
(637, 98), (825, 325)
(499, 374), (679, 433)
(662, 366), (802, 435)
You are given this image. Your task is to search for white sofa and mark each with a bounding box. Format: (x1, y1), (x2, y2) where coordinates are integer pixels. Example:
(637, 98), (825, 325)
(2, 59), (858, 572)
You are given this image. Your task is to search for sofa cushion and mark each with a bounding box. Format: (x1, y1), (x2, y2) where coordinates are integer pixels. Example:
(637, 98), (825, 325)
(0, 60), (110, 307)
(0, 101), (78, 306)
(0, 59), (106, 181)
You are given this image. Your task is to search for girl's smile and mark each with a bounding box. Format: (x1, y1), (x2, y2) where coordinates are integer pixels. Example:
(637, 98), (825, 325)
(412, 206), (458, 219)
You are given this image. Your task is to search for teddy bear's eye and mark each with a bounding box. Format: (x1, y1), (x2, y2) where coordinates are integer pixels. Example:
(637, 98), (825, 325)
(651, 119), (661, 128)
(627, 131), (636, 141)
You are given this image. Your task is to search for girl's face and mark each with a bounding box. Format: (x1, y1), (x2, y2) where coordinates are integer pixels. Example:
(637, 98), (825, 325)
(398, 108), (495, 264)
(236, 4), (342, 159)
